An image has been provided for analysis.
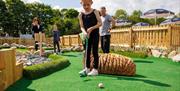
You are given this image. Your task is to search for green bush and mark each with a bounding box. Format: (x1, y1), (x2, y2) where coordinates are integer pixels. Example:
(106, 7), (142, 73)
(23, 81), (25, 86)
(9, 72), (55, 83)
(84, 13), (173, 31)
(43, 47), (54, 50)
(113, 51), (148, 58)
(23, 54), (70, 79)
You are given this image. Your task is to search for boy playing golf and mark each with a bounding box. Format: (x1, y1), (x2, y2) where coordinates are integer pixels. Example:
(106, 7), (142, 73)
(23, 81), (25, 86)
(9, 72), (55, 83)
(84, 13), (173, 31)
(79, 0), (102, 76)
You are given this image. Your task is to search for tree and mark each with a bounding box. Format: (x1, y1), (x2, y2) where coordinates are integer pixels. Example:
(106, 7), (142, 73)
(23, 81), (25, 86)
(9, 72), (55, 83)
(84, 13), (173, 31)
(0, 0), (8, 35)
(0, 1), (80, 37)
(27, 3), (54, 29)
(5, 0), (28, 37)
(64, 9), (79, 18)
(115, 9), (128, 19)
(128, 10), (143, 24)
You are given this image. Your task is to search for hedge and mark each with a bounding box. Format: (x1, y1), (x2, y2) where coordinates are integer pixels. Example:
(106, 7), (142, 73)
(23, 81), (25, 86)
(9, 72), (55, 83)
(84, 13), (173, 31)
(114, 51), (148, 58)
(23, 54), (70, 79)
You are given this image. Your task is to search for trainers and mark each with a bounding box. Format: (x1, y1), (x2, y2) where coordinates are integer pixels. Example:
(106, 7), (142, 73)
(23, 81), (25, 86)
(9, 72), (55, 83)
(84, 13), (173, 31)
(79, 68), (90, 75)
(87, 69), (98, 76)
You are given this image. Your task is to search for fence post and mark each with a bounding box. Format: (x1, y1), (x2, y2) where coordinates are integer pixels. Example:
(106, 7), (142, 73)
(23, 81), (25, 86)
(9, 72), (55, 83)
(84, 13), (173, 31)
(129, 27), (134, 48)
(168, 25), (172, 50)
(78, 35), (81, 46)
(62, 36), (64, 46)
(69, 36), (71, 46)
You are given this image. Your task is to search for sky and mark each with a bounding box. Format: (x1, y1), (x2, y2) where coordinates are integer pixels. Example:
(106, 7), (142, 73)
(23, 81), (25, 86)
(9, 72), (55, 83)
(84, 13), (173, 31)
(22, 0), (180, 15)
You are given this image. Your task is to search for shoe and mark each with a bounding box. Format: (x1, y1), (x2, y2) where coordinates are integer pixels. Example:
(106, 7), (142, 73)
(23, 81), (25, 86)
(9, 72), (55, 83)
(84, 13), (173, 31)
(79, 68), (90, 75)
(87, 69), (98, 76)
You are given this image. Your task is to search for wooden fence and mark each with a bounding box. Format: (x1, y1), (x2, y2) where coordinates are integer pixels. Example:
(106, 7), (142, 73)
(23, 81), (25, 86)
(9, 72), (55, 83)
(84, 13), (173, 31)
(0, 25), (179, 51)
(0, 48), (23, 90)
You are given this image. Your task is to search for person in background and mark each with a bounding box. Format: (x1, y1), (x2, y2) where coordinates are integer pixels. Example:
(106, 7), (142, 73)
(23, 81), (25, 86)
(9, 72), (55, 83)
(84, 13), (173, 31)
(52, 23), (60, 54)
(5, 32), (9, 37)
(100, 6), (115, 53)
(32, 17), (43, 51)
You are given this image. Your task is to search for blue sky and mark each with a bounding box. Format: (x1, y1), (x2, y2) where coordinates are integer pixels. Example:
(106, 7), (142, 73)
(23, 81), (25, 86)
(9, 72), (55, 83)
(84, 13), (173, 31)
(22, 0), (180, 15)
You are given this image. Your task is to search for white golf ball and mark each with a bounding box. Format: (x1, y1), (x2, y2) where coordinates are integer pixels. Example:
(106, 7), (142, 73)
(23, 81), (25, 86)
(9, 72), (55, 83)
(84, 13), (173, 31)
(98, 83), (104, 88)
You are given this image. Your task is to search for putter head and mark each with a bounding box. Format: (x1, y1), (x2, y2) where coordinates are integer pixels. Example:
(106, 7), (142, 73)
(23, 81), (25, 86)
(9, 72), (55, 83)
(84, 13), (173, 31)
(79, 70), (87, 77)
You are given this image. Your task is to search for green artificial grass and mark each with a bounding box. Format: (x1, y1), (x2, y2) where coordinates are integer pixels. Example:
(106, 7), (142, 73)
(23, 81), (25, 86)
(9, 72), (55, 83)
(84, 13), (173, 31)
(6, 52), (180, 91)
(16, 48), (28, 53)
(23, 54), (70, 79)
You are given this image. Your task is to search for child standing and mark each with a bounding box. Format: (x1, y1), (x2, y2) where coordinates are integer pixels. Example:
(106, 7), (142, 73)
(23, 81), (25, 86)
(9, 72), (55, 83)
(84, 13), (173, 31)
(52, 23), (60, 54)
(79, 0), (102, 76)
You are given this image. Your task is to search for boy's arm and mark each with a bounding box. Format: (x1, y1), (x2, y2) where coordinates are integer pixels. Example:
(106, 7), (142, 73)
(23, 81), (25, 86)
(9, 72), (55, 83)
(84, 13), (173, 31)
(78, 13), (87, 35)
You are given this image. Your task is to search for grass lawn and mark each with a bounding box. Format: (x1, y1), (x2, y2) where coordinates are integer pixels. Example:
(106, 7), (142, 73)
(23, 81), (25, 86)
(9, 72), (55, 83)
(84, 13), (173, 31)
(6, 52), (180, 91)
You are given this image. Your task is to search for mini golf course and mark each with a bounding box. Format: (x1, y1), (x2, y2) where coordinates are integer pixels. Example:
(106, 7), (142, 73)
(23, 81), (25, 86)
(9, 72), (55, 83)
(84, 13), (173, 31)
(6, 52), (180, 91)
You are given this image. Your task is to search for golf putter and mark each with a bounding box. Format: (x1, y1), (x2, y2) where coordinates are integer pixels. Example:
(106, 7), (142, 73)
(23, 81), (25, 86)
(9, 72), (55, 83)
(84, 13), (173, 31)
(80, 36), (88, 77)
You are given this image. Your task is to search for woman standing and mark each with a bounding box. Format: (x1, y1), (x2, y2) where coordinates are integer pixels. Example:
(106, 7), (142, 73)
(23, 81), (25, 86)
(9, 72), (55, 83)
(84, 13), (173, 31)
(32, 17), (43, 51)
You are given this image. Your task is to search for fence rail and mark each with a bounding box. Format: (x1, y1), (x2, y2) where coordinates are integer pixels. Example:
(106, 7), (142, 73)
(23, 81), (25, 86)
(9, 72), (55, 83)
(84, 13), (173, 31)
(0, 25), (180, 51)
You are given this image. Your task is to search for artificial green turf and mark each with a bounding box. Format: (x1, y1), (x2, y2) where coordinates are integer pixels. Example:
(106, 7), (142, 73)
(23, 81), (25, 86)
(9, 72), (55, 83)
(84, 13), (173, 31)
(16, 48), (28, 53)
(6, 52), (180, 91)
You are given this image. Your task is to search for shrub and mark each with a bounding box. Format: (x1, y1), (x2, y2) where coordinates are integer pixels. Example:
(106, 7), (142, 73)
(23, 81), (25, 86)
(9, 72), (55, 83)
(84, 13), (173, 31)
(43, 47), (54, 50)
(23, 55), (70, 79)
(112, 51), (148, 58)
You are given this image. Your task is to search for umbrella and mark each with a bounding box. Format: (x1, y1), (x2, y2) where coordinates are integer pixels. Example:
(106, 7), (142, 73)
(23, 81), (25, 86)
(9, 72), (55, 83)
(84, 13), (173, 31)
(141, 9), (175, 24)
(133, 22), (150, 26)
(160, 18), (180, 25)
(115, 19), (132, 26)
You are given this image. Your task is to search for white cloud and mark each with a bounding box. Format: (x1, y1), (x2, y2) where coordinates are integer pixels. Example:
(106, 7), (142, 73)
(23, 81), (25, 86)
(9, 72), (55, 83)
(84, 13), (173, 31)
(52, 5), (62, 10)
(91, 0), (180, 15)
(22, 0), (42, 3)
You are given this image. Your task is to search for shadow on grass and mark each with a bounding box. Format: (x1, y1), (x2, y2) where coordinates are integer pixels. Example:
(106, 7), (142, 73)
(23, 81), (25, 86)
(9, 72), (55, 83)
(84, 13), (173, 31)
(133, 59), (153, 63)
(100, 74), (170, 87)
(6, 78), (35, 91)
(62, 54), (78, 57)
(83, 79), (92, 82)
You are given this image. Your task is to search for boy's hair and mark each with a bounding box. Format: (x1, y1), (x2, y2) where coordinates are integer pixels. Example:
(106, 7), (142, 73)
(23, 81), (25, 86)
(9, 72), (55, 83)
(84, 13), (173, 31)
(80, 0), (93, 3)
(53, 23), (58, 30)
(101, 6), (106, 10)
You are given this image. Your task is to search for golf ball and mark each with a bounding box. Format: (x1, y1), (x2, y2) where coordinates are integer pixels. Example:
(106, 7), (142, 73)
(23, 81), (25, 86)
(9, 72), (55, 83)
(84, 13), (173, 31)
(98, 83), (104, 88)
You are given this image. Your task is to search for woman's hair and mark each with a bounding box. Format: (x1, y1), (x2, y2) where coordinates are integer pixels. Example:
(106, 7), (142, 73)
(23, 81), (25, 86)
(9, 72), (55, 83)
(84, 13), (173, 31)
(32, 17), (41, 24)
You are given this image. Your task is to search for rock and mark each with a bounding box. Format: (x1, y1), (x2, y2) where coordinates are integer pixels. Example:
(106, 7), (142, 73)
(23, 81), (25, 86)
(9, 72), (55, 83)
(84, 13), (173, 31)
(16, 52), (52, 66)
(161, 51), (168, 58)
(73, 45), (82, 51)
(26, 62), (32, 66)
(151, 50), (162, 57)
(147, 48), (152, 56)
(18, 45), (26, 49)
(2, 43), (10, 47)
(43, 50), (54, 57)
(11, 43), (19, 47)
(27, 46), (34, 51)
(172, 54), (180, 62)
(168, 51), (177, 59)
(61, 48), (72, 53)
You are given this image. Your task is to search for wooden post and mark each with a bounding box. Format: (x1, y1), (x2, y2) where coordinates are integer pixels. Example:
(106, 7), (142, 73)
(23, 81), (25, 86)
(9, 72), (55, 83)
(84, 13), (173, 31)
(62, 36), (64, 47)
(168, 25), (172, 50)
(78, 35), (81, 46)
(39, 32), (43, 56)
(129, 28), (133, 48)
(69, 36), (71, 46)
(0, 49), (16, 89)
